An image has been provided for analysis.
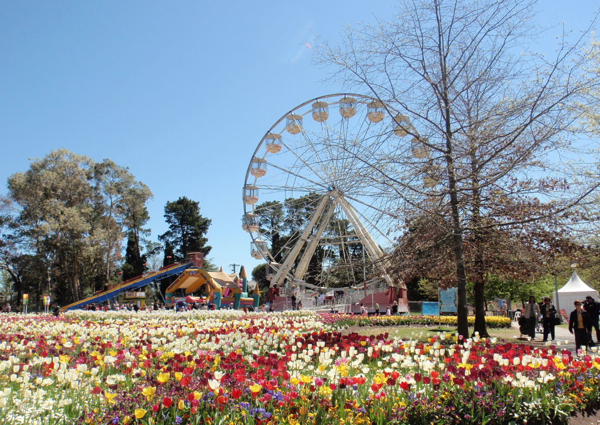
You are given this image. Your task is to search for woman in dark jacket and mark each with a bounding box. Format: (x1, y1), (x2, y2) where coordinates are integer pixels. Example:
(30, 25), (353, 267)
(540, 297), (558, 342)
(569, 300), (592, 351)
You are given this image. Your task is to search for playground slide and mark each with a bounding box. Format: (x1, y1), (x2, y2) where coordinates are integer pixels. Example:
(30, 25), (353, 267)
(60, 262), (191, 312)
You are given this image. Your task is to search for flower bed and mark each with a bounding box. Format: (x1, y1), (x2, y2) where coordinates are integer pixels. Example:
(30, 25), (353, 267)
(319, 313), (512, 329)
(0, 311), (596, 424)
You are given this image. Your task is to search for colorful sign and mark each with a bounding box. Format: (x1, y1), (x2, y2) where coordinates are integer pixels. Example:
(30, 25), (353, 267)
(23, 294), (29, 305)
(440, 287), (458, 313)
(43, 296), (51, 306)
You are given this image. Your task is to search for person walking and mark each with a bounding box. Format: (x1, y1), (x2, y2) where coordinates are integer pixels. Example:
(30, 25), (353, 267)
(569, 300), (592, 352)
(540, 297), (557, 342)
(523, 296), (540, 340)
(583, 296), (600, 344)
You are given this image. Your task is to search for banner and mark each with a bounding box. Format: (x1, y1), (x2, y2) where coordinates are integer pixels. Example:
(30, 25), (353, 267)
(439, 287), (458, 313)
(23, 294), (29, 305)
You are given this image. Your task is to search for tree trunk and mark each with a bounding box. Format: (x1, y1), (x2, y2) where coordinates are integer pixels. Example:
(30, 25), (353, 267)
(473, 273), (488, 337)
(446, 154), (469, 338)
(450, 208), (469, 338)
(71, 273), (80, 302)
(471, 154), (488, 337)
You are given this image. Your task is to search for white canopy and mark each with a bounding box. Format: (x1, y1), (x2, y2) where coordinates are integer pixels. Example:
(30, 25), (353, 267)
(554, 272), (599, 313)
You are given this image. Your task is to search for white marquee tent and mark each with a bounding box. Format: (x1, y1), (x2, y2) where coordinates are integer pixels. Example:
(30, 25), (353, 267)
(553, 272), (599, 314)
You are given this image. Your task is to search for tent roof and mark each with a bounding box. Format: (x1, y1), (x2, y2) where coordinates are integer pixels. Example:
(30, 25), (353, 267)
(558, 272), (598, 293)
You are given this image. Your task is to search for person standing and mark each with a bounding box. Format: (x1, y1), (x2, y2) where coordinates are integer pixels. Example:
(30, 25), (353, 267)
(540, 297), (557, 342)
(569, 300), (592, 352)
(291, 293), (297, 310)
(583, 296), (600, 344)
(523, 296), (540, 340)
(499, 301), (508, 317)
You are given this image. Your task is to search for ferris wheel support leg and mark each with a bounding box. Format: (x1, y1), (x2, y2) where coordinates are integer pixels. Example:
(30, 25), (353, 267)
(294, 200), (336, 281)
(270, 193), (332, 287)
(334, 191), (403, 290)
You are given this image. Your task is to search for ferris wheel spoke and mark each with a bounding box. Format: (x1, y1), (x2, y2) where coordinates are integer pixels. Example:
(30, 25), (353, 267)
(255, 184), (321, 195)
(275, 139), (332, 187)
(342, 192), (398, 221)
(293, 120), (337, 183)
(265, 162), (330, 192)
(352, 206), (397, 247)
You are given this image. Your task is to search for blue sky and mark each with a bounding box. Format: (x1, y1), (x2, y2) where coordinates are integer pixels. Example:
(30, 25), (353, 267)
(0, 0), (598, 274)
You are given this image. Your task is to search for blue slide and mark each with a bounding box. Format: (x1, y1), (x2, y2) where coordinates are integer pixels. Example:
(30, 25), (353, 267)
(60, 262), (191, 312)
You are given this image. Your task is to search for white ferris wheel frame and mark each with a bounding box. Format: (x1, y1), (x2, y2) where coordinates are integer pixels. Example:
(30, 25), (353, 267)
(243, 93), (409, 290)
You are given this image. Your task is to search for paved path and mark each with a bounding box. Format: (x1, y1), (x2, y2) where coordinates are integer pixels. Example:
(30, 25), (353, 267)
(510, 320), (600, 355)
(511, 320), (574, 348)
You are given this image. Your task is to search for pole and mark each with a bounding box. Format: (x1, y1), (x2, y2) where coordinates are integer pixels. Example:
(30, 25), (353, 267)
(438, 282), (441, 328)
(554, 273), (560, 314)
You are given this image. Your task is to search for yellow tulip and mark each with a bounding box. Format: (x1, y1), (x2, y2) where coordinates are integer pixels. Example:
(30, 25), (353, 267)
(157, 373), (170, 384)
(142, 386), (156, 400)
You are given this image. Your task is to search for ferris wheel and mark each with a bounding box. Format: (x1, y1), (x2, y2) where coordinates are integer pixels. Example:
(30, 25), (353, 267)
(243, 94), (429, 290)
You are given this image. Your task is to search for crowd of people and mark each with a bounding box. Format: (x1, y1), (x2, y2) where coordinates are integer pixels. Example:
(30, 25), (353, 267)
(520, 295), (600, 350)
(80, 300), (264, 313)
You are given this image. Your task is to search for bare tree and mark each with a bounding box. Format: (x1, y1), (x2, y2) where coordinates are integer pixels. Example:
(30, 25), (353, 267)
(315, 0), (600, 337)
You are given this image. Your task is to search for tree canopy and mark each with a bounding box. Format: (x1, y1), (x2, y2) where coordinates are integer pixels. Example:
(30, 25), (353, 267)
(1, 149), (153, 307)
(159, 197), (212, 263)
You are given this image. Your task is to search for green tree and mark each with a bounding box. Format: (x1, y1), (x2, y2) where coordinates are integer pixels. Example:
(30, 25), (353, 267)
(93, 159), (152, 282)
(251, 263), (270, 297)
(5, 150), (152, 305)
(159, 197), (212, 262)
(252, 200), (285, 262)
(122, 230), (146, 280)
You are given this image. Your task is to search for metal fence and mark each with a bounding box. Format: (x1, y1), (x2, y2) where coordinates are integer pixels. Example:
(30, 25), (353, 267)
(292, 280), (389, 313)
